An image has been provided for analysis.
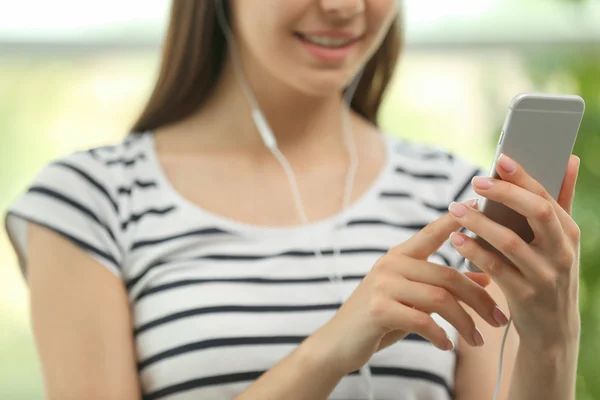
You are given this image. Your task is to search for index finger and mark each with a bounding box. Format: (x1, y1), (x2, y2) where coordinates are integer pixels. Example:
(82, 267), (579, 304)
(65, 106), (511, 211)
(495, 153), (575, 227)
(397, 258), (507, 329)
(393, 199), (478, 259)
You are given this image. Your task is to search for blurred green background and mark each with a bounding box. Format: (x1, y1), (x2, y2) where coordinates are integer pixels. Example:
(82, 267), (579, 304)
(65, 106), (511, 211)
(0, 0), (598, 399)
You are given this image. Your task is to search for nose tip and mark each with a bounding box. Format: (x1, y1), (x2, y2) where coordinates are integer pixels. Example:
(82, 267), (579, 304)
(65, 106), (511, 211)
(321, 0), (365, 19)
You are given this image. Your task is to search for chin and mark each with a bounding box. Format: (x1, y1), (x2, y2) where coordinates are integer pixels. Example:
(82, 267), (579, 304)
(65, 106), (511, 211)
(287, 68), (359, 99)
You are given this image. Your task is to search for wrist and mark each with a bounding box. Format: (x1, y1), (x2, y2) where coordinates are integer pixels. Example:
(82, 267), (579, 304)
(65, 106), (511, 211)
(518, 335), (579, 367)
(518, 310), (580, 351)
(510, 336), (579, 400)
(519, 323), (580, 355)
(297, 326), (349, 380)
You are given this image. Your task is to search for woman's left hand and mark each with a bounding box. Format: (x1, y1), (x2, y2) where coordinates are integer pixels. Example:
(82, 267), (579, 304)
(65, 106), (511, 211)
(447, 153), (581, 350)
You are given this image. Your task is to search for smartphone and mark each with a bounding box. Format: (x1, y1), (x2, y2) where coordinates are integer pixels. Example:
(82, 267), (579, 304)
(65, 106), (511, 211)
(465, 93), (585, 273)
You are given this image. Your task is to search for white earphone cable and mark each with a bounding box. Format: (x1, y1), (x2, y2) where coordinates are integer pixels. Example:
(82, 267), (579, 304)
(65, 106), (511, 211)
(493, 317), (512, 400)
(215, 2), (261, 113)
(216, 1), (374, 397)
(215, 0), (362, 304)
(214, 2), (507, 399)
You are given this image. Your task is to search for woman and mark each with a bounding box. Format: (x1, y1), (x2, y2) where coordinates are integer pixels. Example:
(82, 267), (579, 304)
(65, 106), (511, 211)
(5, 1), (581, 399)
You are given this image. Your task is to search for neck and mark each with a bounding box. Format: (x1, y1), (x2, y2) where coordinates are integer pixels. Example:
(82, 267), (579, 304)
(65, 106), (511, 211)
(194, 56), (351, 156)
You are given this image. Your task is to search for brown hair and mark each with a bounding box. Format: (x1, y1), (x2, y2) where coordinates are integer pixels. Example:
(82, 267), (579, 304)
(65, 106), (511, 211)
(131, 1), (403, 133)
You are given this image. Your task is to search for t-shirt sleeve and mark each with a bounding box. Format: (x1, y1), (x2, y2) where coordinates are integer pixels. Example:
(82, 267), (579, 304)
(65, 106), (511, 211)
(441, 154), (486, 272)
(4, 151), (123, 279)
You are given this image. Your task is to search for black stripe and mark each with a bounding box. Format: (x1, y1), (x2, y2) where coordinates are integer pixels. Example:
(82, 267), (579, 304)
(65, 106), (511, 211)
(27, 186), (117, 244)
(121, 206), (176, 230)
(88, 148), (99, 159)
(126, 247), (387, 290)
(123, 133), (143, 148)
(420, 152), (452, 161)
(117, 180), (157, 196)
(131, 227), (231, 250)
(128, 246), (455, 293)
(143, 371), (265, 400)
(7, 211), (119, 269)
(421, 201), (451, 213)
(133, 246), (456, 301)
(138, 336), (306, 371)
(421, 152), (446, 160)
(380, 192), (450, 213)
(134, 304), (341, 336)
(451, 168), (483, 202)
(88, 145), (118, 155)
(190, 247), (387, 260)
(88, 146), (120, 161)
(369, 366), (453, 398)
(88, 135), (142, 158)
(346, 219), (427, 231)
(395, 166), (449, 180)
(53, 161), (119, 213)
(134, 274), (366, 302)
(138, 333), (429, 372)
(105, 153), (145, 167)
(433, 251), (453, 267)
(379, 191), (411, 198)
(143, 364), (451, 399)
(406, 332), (429, 342)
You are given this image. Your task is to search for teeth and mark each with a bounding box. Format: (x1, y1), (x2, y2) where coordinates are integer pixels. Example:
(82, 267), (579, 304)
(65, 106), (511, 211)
(302, 34), (353, 48)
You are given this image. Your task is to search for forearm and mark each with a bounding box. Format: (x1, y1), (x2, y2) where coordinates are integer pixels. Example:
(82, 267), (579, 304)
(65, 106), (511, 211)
(508, 339), (579, 400)
(235, 331), (346, 400)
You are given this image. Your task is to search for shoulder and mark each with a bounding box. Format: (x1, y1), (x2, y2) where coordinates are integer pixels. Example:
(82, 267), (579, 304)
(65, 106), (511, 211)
(17, 133), (153, 215)
(85, 132), (151, 182)
(5, 132), (154, 277)
(384, 133), (461, 166)
(29, 133), (152, 203)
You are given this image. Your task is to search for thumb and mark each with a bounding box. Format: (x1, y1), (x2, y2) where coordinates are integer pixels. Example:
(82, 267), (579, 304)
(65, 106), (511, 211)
(464, 271), (491, 288)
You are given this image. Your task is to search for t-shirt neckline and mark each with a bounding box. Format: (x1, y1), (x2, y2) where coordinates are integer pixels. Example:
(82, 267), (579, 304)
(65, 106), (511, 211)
(140, 131), (395, 238)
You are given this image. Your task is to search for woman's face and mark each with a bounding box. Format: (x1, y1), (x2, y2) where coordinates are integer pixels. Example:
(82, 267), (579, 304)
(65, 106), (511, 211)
(229, 0), (398, 97)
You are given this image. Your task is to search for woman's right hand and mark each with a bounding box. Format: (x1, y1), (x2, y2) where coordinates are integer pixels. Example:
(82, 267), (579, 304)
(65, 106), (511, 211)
(308, 199), (510, 376)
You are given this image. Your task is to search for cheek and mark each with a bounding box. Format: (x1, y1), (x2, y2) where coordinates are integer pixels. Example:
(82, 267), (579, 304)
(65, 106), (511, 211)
(358, 0), (398, 61)
(235, 0), (302, 32)
(367, 0), (399, 39)
(234, 0), (299, 54)
(370, 0), (400, 17)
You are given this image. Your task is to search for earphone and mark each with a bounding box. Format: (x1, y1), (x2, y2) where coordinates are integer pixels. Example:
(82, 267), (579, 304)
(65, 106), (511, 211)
(214, 1), (373, 398)
(214, 1), (511, 399)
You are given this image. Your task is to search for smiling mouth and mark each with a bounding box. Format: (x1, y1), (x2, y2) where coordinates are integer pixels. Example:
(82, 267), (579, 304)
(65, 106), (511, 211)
(294, 33), (360, 48)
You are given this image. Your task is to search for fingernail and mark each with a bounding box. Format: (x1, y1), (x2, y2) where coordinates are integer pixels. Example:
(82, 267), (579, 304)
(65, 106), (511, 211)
(450, 232), (465, 247)
(448, 202), (467, 217)
(493, 306), (510, 326)
(498, 153), (516, 174)
(472, 176), (494, 189)
(462, 198), (479, 208)
(446, 334), (455, 351)
(473, 328), (485, 347)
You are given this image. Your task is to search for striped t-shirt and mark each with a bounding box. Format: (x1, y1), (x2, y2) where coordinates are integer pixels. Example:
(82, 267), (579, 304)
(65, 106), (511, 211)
(6, 131), (482, 400)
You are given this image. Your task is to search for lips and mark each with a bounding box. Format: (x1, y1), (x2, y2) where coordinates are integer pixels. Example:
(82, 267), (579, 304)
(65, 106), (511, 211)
(295, 32), (360, 48)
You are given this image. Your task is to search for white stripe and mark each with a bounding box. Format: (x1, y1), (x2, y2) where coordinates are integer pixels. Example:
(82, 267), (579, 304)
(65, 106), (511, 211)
(6, 132), (480, 399)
